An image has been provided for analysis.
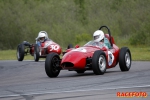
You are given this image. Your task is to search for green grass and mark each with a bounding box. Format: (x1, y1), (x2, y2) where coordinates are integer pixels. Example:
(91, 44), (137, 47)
(0, 50), (34, 60)
(0, 46), (150, 61)
(128, 46), (150, 61)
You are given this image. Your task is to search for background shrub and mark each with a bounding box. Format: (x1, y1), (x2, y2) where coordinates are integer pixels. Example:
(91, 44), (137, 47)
(0, 0), (150, 50)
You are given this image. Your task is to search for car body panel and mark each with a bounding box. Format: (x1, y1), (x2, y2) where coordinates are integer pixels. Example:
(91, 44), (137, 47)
(30, 41), (62, 57)
(61, 39), (120, 70)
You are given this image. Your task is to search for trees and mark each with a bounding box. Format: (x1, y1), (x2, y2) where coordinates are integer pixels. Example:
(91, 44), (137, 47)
(0, 0), (150, 50)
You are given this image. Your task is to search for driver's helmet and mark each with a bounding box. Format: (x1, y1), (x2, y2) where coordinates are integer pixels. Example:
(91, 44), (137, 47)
(93, 30), (104, 42)
(37, 32), (46, 43)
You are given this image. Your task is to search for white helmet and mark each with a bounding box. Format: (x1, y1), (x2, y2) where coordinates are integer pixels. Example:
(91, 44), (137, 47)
(93, 30), (104, 42)
(37, 32), (46, 42)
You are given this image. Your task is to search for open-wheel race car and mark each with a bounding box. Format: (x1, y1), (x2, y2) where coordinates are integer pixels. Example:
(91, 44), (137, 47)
(16, 40), (62, 62)
(45, 26), (132, 78)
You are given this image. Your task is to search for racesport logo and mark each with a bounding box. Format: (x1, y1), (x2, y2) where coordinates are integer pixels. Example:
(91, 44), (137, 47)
(117, 92), (148, 98)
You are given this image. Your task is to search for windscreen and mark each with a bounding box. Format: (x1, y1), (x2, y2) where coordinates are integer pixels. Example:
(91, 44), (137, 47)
(83, 41), (105, 48)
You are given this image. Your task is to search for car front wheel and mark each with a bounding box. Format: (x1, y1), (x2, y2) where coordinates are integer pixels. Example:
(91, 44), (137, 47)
(16, 44), (25, 61)
(34, 44), (40, 62)
(92, 50), (106, 75)
(45, 53), (61, 78)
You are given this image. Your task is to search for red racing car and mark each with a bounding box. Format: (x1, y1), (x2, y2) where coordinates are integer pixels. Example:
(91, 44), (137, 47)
(17, 40), (62, 62)
(45, 26), (132, 78)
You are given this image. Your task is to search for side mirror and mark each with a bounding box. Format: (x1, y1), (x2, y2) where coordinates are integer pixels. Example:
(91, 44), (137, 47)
(75, 45), (80, 48)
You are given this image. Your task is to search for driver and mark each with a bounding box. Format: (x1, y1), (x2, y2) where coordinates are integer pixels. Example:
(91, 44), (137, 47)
(93, 30), (111, 49)
(93, 30), (114, 66)
(35, 31), (51, 46)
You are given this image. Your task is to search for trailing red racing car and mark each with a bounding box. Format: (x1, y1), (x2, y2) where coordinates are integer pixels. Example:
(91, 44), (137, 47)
(45, 26), (132, 78)
(17, 32), (62, 62)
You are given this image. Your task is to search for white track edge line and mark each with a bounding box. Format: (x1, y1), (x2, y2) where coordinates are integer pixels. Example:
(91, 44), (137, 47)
(0, 84), (150, 98)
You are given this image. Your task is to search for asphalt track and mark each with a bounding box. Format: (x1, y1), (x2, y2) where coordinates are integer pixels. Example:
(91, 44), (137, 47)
(0, 60), (150, 100)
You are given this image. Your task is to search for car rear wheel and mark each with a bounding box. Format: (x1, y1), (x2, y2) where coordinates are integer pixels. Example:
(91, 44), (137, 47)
(34, 44), (40, 62)
(119, 47), (131, 71)
(92, 50), (106, 75)
(45, 53), (61, 78)
(16, 44), (25, 61)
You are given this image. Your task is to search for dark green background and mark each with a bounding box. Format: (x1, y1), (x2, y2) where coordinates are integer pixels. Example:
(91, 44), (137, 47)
(0, 0), (150, 50)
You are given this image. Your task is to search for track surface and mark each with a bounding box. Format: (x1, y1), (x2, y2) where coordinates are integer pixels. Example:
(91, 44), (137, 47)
(0, 60), (150, 100)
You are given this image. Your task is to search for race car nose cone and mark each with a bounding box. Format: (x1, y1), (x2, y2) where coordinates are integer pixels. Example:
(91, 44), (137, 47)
(61, 51), (86, 69)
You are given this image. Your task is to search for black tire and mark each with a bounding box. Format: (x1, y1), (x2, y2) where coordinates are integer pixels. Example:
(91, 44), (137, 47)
(67, 44), (73, 49)
(45, 53), (61, 78)
(16, 44), (25, 61)
(92, 50), (106, 75)
(76, 70), (85, 74)
(23, 41), (30, 46)
(119, 47), (131, 71)
(62, 44), (73, 55)
(34, 44), (40, 62)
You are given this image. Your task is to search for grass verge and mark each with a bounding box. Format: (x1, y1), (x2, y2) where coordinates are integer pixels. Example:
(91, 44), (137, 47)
(0, 50), (34, 60)
(0, 46), (150, 61)
(127, 46), (150, 61)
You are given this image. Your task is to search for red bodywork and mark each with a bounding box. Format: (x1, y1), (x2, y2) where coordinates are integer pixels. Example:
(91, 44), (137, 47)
(30, 41), (62, 57)
(61, 34), (119, 70)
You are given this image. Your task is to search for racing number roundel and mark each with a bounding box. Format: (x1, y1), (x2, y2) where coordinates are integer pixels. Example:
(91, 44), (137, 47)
(50, 45), (59, 51)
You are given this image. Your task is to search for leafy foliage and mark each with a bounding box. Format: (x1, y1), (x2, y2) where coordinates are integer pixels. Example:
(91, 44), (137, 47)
(75, 33), (92, 44)
(0, 0), (150, 50)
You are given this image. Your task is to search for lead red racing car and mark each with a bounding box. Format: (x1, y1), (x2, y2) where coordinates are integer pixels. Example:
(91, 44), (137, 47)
(17, 40), (62, 62)
(45, 26), (132, 78)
